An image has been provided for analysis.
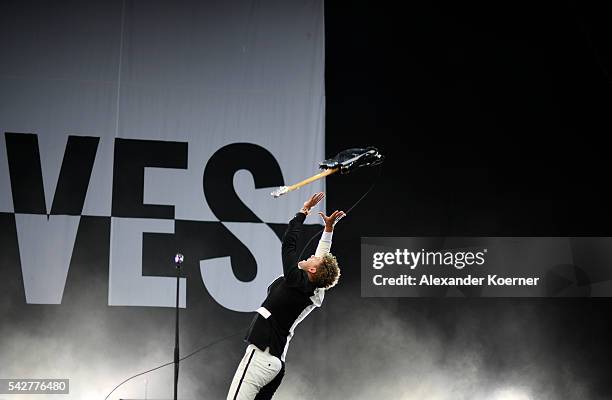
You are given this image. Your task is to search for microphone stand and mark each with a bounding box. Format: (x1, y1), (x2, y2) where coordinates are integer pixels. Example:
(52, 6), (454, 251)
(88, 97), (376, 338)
(173, 253), (184, 400)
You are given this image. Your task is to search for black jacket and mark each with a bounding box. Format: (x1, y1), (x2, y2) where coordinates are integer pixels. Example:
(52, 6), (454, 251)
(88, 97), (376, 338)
(244, 212), (322, 361)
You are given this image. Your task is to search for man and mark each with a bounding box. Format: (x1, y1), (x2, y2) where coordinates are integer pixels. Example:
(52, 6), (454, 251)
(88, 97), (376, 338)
(227, 192), (345, 400)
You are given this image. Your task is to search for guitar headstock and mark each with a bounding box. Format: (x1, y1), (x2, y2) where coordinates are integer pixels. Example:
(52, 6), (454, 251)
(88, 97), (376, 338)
(271, 186), (290, 198)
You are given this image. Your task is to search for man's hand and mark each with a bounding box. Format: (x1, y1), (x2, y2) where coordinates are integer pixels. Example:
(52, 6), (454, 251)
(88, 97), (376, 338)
(300, 192), (325, 215)
(318, 210), (346, 232)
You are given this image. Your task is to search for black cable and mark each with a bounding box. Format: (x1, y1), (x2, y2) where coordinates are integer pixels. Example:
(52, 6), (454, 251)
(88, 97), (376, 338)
(297, 163), (383, 261)
(103, 331), (243, 400)
(104, 163), (383, 399)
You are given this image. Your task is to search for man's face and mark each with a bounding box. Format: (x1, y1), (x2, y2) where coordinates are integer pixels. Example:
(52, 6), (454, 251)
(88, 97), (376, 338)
(298, 254), (323, 274)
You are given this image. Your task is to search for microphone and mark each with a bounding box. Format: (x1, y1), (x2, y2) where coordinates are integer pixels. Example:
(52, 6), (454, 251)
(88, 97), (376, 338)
(174, 253), (184, 268)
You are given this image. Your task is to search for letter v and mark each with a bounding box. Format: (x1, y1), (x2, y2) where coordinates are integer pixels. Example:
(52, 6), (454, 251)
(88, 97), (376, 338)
(5, 132), (98, 304)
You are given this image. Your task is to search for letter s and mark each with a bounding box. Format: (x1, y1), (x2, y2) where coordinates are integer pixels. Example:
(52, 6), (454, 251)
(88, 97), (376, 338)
(200, 143), (285, 311)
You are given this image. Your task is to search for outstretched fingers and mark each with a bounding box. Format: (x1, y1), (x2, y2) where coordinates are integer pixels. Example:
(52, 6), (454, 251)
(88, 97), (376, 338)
(331, 210), (346, 224)
(319, 210), (346, 226)
(305, 192), (325, 209)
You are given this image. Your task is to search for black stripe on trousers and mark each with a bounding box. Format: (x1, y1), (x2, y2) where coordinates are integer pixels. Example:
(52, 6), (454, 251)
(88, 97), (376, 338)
(233, 349), (256, 400)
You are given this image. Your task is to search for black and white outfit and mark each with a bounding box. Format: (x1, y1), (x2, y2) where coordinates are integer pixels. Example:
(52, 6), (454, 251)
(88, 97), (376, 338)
(227, 211), (333, 400)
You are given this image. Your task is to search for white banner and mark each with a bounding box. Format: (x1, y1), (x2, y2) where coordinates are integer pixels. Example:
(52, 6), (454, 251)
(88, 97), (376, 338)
(0, 0), (325, 311)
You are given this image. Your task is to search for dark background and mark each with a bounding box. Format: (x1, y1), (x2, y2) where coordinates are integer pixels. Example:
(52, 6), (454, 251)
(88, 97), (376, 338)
(323, 0), (612, 398)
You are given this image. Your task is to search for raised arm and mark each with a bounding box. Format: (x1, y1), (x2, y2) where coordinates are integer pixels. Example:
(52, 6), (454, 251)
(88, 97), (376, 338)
(314, 210), (346, 257)
(281, 212), (306, 274)
(281, 192), (325, 283)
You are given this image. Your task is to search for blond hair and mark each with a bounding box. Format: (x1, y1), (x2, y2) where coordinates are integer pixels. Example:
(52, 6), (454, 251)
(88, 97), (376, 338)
(313, 253), (341, 289)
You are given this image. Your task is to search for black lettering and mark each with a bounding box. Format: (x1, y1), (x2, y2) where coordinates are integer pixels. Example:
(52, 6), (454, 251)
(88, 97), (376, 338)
(203, 143), (284, 222)
(112, 138), (188, 219)
(5, 132), (46, 214)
